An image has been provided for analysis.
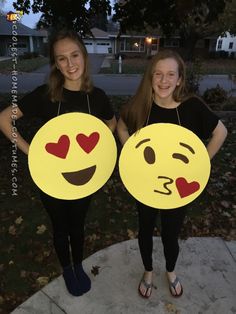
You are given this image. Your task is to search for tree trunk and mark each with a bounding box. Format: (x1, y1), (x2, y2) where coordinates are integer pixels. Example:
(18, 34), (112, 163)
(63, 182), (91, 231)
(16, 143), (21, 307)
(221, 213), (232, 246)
(181, 33), (199, 61)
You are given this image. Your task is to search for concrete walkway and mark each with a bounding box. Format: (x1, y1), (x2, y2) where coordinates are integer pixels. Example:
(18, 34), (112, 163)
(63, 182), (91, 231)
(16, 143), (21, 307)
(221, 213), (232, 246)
(11, 237), (236, 314)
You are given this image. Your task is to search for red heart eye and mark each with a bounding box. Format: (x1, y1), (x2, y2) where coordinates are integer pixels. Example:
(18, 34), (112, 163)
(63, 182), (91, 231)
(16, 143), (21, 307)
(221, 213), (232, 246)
(76, 132), (100, 153)
(45, 135), (70, 159)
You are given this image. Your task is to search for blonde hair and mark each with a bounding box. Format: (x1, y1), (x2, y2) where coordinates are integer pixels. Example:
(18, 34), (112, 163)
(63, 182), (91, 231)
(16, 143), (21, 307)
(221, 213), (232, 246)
(121, 49), (187, 134)
(47, 29), (93, 102)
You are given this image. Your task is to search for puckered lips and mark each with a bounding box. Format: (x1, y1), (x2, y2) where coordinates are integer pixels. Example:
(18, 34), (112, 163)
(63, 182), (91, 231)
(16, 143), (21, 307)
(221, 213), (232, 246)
(62, 165), (96, 186)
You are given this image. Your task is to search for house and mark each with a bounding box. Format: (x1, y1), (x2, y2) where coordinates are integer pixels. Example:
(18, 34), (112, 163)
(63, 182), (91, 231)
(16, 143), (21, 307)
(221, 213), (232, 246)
(216, 31), (236, 56)
(110, 32), (160, 56)
(84, 27), (160, 55)
(84, 27), (219, 58)
(83, 28), (112, 54)
(0, 14), (47, 57)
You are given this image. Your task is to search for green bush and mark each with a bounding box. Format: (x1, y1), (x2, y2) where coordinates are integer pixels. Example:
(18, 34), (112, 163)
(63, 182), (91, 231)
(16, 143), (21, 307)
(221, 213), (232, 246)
(209, 51), (229, 59)
(203, 84), (228, 104)
(186, 58), (202, 94)
(221, 97), (236, 111)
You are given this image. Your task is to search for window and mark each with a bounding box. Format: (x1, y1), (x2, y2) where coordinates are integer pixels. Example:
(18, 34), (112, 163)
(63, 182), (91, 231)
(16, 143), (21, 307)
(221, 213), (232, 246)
(96, 43), (110, 46)
(229, 42), (233, 49)
(120, 38), (145, 52)
(217, 39), (222, 49)
(84, 42), (92, 45)
(151, 38), (158, 51)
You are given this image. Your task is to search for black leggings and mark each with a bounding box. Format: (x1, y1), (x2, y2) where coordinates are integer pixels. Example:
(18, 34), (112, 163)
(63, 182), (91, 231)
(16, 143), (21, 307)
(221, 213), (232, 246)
(40, 191), (92, 268)
(137, 202), (186, 272)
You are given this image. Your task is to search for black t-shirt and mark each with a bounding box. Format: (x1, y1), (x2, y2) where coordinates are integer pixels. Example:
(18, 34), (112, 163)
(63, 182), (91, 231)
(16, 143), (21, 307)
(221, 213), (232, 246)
(18, 84), (114, 124)
(148, 97), (219, 140)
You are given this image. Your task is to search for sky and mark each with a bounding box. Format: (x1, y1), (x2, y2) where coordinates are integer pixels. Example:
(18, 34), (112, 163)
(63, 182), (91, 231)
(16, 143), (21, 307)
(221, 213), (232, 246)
(1, 0), (42, 29)
(1, 0), (116, 29)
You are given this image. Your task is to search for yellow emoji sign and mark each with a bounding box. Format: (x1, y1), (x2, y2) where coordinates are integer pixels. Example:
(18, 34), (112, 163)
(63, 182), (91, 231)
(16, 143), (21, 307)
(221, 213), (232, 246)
(119, 123), (211, 209)
(28, 113), (117, 199)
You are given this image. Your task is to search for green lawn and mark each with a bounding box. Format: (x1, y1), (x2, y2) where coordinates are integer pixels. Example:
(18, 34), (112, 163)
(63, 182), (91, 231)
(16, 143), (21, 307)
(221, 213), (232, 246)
(200, 59), (236, 75)
(0, 95), (235, 312)
(100, 57), (236, 75)
(0, 56), (49, 74)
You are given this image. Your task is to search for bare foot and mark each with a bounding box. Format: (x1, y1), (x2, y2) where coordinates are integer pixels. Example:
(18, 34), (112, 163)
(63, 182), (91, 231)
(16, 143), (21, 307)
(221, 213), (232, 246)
(138, 271), (153, 298)
(166, 271), (183, 297)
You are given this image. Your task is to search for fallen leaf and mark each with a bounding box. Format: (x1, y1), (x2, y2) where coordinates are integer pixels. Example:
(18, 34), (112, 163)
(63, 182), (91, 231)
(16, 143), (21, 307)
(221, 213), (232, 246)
(15, 216), (23, 225)
(20, 270), (27, 278)
(43, 250), (51, 257)
(36, 225), (47, 235)
(127, 229), (135, 239)
(165, 302), (179, 313)
(87, 234), (98, 242)
(220, 200), (230, 208)
(36, 276), (49, 286)
(8, 225), (16, 235)
(91, 265), (100, 276)
(222, 211), (231, 218)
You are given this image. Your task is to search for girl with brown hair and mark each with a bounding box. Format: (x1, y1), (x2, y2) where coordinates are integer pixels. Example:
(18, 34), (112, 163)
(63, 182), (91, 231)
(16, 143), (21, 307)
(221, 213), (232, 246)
(0, 29), (116, 296)
(117, 49), (227, 298)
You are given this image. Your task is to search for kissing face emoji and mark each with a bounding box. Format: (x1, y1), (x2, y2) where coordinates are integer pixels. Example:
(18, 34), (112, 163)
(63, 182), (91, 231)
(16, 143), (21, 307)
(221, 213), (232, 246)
(28, 113), (117, 199)
(119, 123), (211, 209)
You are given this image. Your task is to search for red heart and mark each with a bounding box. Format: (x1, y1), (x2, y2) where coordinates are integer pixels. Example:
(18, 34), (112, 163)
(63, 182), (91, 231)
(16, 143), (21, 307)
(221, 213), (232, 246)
(45, 135), (70, 159)
(175, 177), (200, 198)
(76, 132), (100, 153)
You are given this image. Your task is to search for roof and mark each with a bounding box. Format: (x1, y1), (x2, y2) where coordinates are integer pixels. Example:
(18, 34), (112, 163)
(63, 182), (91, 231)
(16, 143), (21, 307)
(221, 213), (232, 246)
(90, 27), (109, 38)
(88, 27), (160, 39)
(0, 15), (45, 37)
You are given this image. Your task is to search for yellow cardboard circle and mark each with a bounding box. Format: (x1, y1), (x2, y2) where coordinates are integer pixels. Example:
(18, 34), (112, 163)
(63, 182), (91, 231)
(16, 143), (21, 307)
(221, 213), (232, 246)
(28, 113), (117, 199)
(119, 123), (211, 209)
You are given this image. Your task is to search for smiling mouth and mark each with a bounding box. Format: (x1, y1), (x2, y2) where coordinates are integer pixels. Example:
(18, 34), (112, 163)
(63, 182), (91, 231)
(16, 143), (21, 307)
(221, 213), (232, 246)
(159, 86), (170, 90)
(62, 165), (96, 186)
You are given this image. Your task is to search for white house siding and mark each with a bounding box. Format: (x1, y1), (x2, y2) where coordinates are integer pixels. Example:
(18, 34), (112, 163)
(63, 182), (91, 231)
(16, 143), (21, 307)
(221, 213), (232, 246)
(216, 32), (236, 53)
(84, 40), (95, 53)
(84, 39), (111, 54)
(95, 40), (111, 53)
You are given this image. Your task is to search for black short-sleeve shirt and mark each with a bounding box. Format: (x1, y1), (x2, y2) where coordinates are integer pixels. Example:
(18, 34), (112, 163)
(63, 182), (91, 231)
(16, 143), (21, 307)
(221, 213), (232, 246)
(148, 97), (219, 140)
(18, 84), (114, 124)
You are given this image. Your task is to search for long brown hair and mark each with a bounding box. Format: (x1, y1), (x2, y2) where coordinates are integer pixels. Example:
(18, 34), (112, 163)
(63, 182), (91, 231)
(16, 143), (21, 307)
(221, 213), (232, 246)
(121, 49), (187, 134)
(47, 29), (93, 102)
